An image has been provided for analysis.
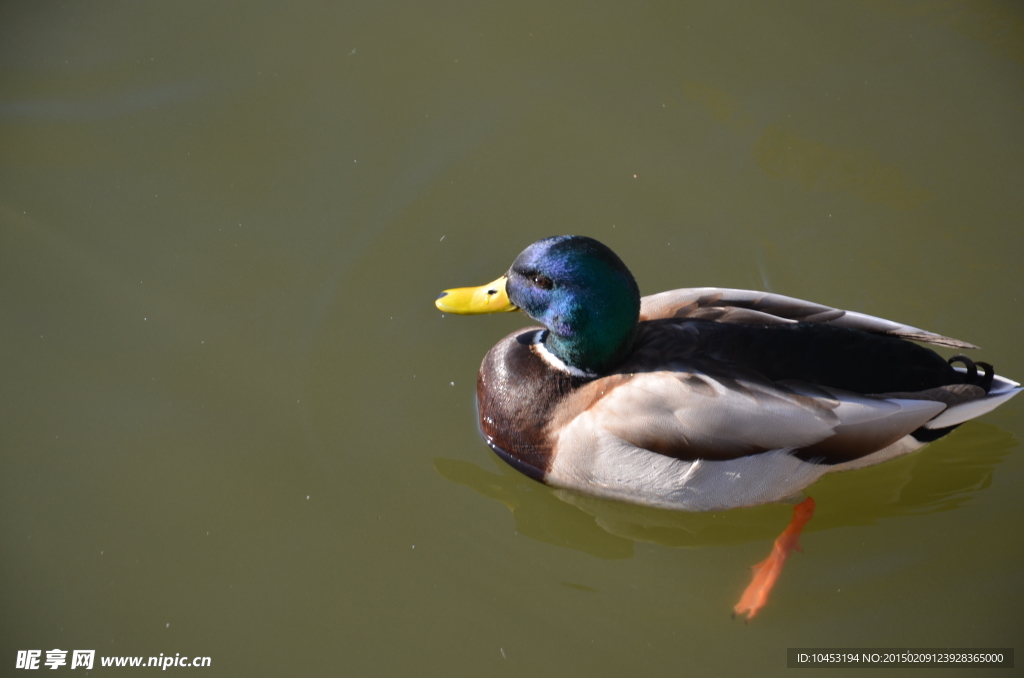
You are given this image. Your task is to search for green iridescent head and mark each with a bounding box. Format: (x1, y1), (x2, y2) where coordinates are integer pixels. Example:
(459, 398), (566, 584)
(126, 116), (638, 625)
(437, 235), (641, 374)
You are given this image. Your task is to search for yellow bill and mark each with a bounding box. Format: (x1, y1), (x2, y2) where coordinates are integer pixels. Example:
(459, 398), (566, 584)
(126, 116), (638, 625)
(435, 275), (517, 315)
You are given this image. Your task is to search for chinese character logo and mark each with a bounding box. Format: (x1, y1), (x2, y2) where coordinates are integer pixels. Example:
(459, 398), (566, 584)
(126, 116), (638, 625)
(71, 651), (95, 670)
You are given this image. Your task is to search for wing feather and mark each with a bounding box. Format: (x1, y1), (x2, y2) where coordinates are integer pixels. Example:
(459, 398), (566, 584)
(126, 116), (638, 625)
(555, 371), (944, 464)
(640, 288), (977, 349)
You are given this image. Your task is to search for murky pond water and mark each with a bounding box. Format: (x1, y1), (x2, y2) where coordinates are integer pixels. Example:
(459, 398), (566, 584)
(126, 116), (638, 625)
(2, 1), (1021, 675)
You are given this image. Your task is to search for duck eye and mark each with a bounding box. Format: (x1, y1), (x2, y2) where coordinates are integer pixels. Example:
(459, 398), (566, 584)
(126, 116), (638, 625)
(532, 275), (553, 290)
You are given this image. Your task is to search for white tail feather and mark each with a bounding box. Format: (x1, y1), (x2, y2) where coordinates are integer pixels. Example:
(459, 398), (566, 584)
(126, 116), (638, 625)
(924, 373), (1022, 429)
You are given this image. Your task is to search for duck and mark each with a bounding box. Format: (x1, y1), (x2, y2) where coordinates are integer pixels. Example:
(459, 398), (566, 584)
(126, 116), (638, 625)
(436, 235), (1020, 513)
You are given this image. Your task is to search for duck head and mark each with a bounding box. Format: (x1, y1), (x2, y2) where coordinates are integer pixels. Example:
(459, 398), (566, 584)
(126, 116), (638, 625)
(436, 235), (641, 374)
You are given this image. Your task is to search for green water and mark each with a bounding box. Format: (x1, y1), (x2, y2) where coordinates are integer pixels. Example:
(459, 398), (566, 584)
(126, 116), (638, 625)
(2, 1), (1021, 675)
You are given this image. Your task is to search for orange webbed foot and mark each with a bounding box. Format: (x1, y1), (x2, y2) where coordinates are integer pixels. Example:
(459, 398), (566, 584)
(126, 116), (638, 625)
(733, 497), (816, 622)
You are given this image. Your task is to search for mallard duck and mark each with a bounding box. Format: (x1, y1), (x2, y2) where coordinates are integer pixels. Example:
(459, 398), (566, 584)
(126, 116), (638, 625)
(436, 235), (1020, 513)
